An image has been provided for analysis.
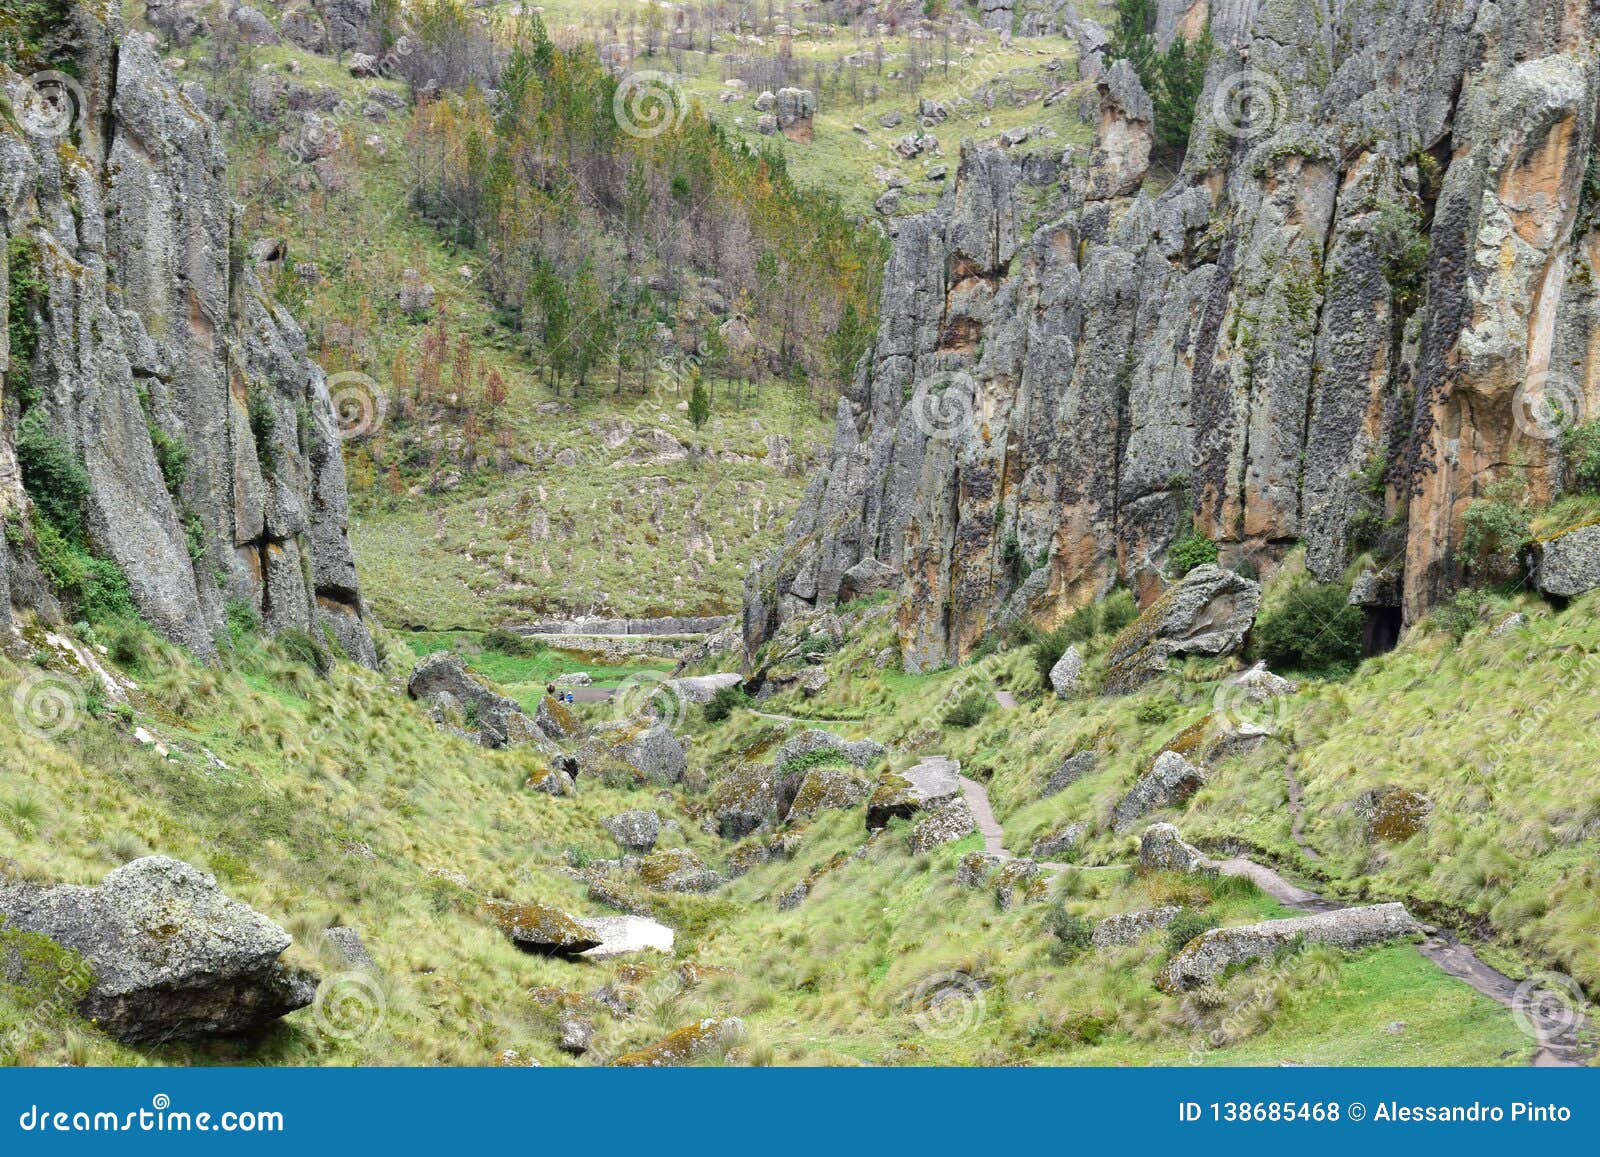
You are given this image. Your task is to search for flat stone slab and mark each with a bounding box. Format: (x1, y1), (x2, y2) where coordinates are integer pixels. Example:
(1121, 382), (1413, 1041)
(577, 915), (675, 959)
(665, 673), (744, 703)
(1160, 902), (1422, 990)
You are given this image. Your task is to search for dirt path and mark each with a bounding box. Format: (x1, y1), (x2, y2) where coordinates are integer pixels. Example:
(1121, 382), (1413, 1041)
(993, 688), (1019, 709)
(953, 720), (1594, 1068)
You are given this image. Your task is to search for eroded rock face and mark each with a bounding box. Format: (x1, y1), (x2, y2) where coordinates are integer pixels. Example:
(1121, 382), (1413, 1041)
(0, 15), (374, 662)
(743, 0), (1600, 670)
(1160, 903), (1422, 990)
(0, 857), (314, 1042)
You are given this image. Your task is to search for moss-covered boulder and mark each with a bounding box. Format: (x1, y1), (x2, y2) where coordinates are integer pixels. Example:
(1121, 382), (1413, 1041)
(1111, 751), (1206, 832)
(637, 849), (724, 893)
(1137, 823), (1214, 874)
(600, 809), (660, 852)
(866, 756), (961, 829)
(486, 901), (603, 957)
(1158, 903), (1422, 991)
(1355, 785), (1432, 842)
(612, 1015), (745, 1066)
(909, 796), (977, 853)
(574, 718), (687, 785)
(785, 766), (872, 821)
(535, 695), (580, 740)
(1103, 565), (1260, 694)
(1091, 906), (1181, 948)
(708, 763), (784, 839)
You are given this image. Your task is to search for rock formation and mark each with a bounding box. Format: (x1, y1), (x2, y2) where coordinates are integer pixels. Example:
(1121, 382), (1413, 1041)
(1, 9), (374, 663)
(745, 0), (1600, 672)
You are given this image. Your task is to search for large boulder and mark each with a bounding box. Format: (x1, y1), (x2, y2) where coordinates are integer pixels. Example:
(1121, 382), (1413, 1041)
(0, 857), (315, 1042)
(709, 763), (785, 840)
(1103, 566), (1261, 694)
(1159, 904), (1422, 991)
(574, 719), (687, 785)
(487, 901), (603, 957)
(785, 767), (872, 821)
(1042, 751), (1097, 796)
(664, 673), (743, 704)
(1049, 645), (1084, 697)
(1138, 823), (1214, 874)
(774, 87), (816, 141)
(1112, 751), (1206, 831)
(1531, 523), (1600, 598)
(773, 729), (886, 771)
(1092, 906), (1181, 948)
(866, 757), (961, 829)
(535, 695), (580, 741)
(1031, 822), (1086, 860)
(407, 653), (539, 749)
(638, 849), (724, 893)
(601, 810), (660, 853)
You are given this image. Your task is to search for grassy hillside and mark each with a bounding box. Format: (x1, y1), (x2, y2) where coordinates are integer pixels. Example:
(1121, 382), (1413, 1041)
(0, 585), (1554, 1067)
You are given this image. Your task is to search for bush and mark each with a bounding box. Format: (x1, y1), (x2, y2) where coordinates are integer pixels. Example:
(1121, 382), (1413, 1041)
(704, 684), (752, 725)
(1044, 902), (1094, 962)
(1432, 588), (1489, 643)
(942, 690), (991, 729)
(15, 408), (89, 537)
(1255, 580), (1364, 674)
(148, 425), (190, 497)
(29, 516), (136, 624)
(798, 632), (834, 662)
(1166, 908), (1219, 954)
(225, 599), (260, 646)
(1168, 531), (1218, 576)
(482, 627), (538, 657)
(1134, 697), (1176, 725)
(1458, 478), (1531, 582)
(1561, 419), (1600, 494)
(1024, 588), (1137, 681)
(1099, 588), (1138, 636)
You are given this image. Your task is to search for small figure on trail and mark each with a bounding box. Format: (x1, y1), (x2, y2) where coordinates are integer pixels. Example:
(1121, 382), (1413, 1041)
(546, 682), (556, 697)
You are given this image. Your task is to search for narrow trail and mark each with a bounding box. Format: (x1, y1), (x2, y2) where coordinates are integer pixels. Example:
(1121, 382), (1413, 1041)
(979, 682), (1593, 1067)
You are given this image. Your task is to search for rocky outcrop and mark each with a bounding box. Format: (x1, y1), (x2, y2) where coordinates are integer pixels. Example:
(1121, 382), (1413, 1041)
(773, 729), (886, 771)
(1103, 566), (1260, 693)
(744, 0), (1600, 669)
(0, 11), (374, 662)
(1159, 903), (1422, 990)
(573, 719), (687, 785)
(406, 653), (541, 749)
(1093, 905), (1181, 948)
(1031, 821), (1086, 859)
(1048, 645), (1084, 697)
(866, 756), (961, 829)
(774, 87), (816, 142)
(1042, 750), (1097, 796)
(601, 810), (660, 853)
(0, 856), (315, 1042)
(1112, 751), (1206, 831)
(612, 1016), (745, 1066)
(637, 849), (724, 893)
(1138, 822), (1214, 874)
(909, 796), (977, 852)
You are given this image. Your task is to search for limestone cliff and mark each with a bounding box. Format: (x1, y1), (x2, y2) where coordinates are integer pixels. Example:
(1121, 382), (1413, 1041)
(746, 0), (1600, 672)
(0, 7), (374, 663)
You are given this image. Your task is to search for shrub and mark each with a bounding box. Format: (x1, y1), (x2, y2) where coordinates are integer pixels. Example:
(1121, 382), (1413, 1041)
(1432, 588), (1489, 643)
(1166, 908), (1219, 954)
(15, 408), (89, 538)
(225, 599), (260, 646)
(1043, 902), (1094, 962)
(29, 516), (136, 624)
(1561, 419), (1600, 494)
(942, 690), (991, 729)
(1099, 588), (1137, 636)
(1134, 697), (1176, 725)
(1374, 199), (1430, 313)
(1458, 478), (1530, 582)
(798, 632), (834, 661)
(481, 627), (538, 656)
(1255, 580), (1363, 674)
(704, 684), (752, 725)
(1168, 531), (1218, 576)
(148, 425), (190, 497)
